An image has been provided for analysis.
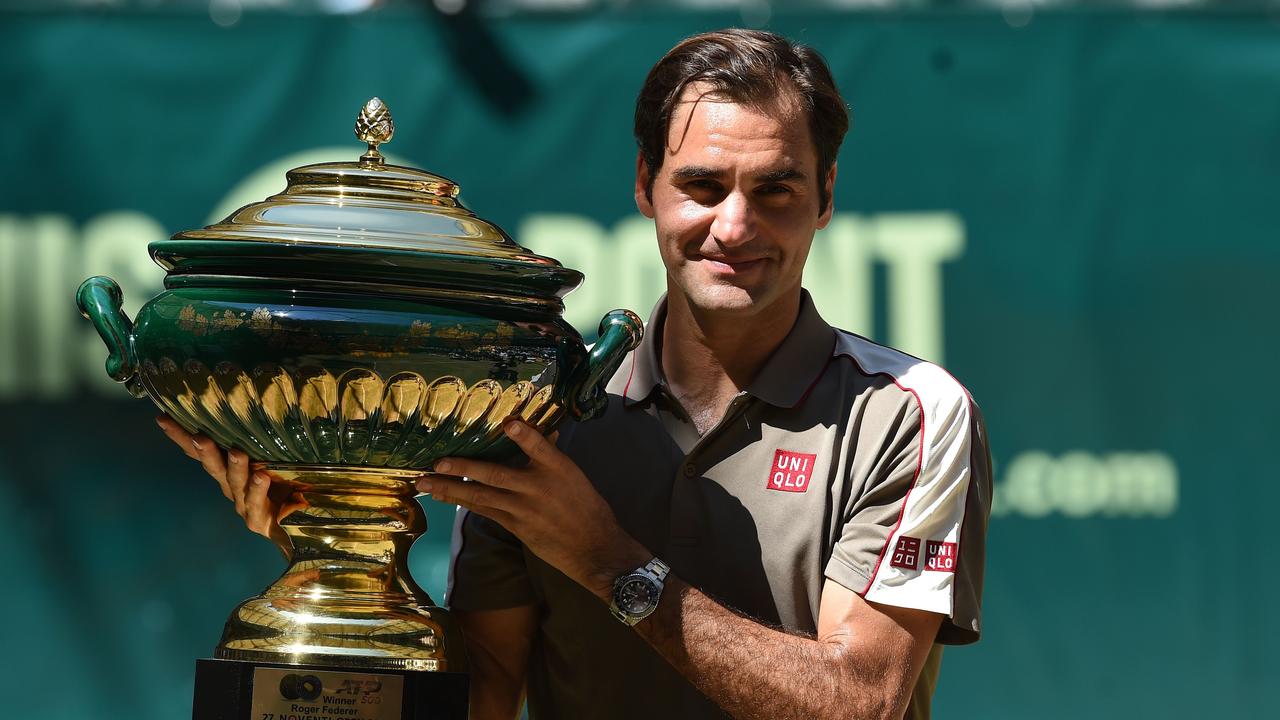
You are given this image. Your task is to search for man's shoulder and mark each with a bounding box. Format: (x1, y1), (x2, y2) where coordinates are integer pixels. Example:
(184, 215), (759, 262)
(826, 329), (975, 418)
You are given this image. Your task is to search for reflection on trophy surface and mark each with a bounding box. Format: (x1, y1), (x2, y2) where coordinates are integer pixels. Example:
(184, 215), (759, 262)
(77, 98), (642, 720)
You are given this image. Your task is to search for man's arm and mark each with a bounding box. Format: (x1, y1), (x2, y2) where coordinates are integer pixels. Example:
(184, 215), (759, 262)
(455, 606), (538, 720)
(423, 420), (943, 720)
(635, 577), (940, 720)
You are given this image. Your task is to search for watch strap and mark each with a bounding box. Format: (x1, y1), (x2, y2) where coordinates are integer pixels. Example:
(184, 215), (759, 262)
(641, 557), (670, 583)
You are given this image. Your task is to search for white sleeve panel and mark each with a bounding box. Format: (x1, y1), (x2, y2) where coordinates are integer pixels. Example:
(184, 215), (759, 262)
(839, 336), (976, 618)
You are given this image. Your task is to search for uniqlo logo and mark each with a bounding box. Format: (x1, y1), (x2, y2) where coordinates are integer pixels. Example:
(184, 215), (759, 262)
(890, 536), (921, 570)
(925, 540), (958, 573)
(765, 449), (817, 493)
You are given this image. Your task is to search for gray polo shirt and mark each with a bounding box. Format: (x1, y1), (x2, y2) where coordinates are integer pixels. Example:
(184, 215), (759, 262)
(447, 291), (992, 719)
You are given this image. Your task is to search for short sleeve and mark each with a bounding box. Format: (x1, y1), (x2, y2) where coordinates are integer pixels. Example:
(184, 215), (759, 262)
(445, 507), (537, 610)
(824, 368), (993, 645)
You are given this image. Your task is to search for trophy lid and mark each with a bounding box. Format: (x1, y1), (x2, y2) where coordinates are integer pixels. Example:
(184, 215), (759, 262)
(151, 98), (582, 311)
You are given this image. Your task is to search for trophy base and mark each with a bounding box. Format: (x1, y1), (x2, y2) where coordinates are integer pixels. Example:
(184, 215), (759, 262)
(192, 658), (468, 720)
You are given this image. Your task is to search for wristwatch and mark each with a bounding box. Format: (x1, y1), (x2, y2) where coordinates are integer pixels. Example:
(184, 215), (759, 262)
(609, 557), (670, 626)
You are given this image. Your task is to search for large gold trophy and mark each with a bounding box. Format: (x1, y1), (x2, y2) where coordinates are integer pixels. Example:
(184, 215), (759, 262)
(77, 99), (642, 719)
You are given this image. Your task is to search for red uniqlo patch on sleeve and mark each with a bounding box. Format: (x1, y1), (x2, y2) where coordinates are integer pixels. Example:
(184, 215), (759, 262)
(925, 540), (958, 573)
(765, 449), (817, 493)
(890, 536), (921, 570)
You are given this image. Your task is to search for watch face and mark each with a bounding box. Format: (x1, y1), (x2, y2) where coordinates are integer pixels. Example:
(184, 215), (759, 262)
(616, 576), (657, 615)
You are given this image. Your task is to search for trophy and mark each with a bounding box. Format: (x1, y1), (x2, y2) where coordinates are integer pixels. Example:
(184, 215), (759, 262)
(77, 98), (643, 720)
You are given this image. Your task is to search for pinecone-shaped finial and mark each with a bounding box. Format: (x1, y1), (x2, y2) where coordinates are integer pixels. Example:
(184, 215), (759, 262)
(355, 97), (394, 164)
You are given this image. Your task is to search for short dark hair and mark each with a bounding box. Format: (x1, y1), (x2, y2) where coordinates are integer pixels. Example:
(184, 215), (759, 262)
(634, 29), (850, 214)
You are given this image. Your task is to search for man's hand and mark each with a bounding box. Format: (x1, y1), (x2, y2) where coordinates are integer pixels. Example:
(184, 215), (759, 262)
(154, 414), (291, 556)
(417, 420), (651, 600)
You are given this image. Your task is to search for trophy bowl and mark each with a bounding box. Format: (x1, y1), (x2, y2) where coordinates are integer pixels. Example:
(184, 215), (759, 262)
(76, 98), (642, 718)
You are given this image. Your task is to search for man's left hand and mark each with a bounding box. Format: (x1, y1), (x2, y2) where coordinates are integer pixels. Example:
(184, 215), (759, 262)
(418, 420), (651, 601)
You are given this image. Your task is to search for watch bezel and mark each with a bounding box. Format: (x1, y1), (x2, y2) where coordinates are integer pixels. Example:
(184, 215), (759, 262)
(611, 572), (661, 625)
(615, 574), (659, 615)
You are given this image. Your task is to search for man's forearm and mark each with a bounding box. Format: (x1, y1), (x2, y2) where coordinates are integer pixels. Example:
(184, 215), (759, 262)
(633, 576), (912, 720)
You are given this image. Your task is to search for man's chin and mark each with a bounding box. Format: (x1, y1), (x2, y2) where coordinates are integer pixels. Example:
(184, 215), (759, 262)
(682, 284), (770, 316)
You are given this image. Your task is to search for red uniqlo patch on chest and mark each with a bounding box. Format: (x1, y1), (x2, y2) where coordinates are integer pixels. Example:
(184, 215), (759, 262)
(765, 449), (817, 493)
(890, 536), (921, 570)
(925, 540), (958, 573)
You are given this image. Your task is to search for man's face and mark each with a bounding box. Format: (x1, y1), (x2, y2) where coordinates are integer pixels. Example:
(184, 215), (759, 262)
(635, 84), (836, 318)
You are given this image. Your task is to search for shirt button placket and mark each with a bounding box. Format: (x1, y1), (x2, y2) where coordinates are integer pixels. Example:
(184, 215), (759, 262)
(682, 464), (698, 479)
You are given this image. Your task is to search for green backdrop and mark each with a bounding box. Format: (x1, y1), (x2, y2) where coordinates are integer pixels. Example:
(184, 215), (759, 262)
(2, 5), (1275, 717)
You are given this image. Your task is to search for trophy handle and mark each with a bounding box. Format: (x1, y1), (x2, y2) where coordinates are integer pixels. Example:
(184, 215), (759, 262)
(565, 308), (644, 421)
(76, 276), (145, 398)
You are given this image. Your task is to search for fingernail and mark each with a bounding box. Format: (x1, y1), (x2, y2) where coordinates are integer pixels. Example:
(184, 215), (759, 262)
(155, 416), (166, 427)
(505, 421), (524, 437)
(229, 453), (240, 464)
(436, 460), (451, 473)
(417, 479), (433, 493)
(252, 474), (265, 486)
(191, 438), (203, 451)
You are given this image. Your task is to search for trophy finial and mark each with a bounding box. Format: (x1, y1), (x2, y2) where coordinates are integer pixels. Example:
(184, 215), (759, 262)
(355, 97), (394, 164)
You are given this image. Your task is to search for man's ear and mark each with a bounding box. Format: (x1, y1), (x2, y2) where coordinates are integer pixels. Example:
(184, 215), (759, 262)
(816, 161), (838, 230)
(635, 152), (655, 219)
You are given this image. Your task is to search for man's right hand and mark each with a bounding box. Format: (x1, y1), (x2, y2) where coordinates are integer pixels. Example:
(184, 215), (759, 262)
(155, 414), (292, 557)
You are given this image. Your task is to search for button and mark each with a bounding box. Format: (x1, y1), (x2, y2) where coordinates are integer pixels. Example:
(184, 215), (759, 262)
(682, 465), (698, 478)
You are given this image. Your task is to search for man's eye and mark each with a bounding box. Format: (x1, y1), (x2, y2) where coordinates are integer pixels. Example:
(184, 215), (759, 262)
(757, 184), (792, 195)
(682, 180), (724, 203)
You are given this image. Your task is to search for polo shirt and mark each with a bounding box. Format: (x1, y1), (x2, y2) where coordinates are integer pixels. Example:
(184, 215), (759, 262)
(447, 290), (992, 719)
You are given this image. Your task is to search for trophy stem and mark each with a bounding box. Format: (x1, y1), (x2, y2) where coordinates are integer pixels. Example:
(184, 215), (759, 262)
(213, 465), (464, 673)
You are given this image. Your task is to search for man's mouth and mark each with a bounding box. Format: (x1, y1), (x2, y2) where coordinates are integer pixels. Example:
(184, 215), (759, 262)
(699, 255), (769, 275)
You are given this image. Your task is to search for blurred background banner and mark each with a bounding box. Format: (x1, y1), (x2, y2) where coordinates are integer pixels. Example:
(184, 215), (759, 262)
(2, 1), (1276, 717)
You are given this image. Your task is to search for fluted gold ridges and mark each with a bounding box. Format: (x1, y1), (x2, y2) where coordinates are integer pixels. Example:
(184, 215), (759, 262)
(142, 360), (562, 468)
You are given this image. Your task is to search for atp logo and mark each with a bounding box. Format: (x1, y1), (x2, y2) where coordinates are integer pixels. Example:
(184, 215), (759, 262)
(335, 678), (383, 696)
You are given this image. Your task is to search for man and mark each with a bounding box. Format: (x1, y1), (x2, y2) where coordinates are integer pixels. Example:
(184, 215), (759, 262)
(160, 29), (990, 720)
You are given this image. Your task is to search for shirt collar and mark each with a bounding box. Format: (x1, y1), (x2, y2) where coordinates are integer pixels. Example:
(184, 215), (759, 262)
(620, 290), (835, 409)
(619, 296), (668, 406)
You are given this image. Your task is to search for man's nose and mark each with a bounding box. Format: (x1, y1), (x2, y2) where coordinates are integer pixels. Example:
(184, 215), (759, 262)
(710, 190), (755, 246)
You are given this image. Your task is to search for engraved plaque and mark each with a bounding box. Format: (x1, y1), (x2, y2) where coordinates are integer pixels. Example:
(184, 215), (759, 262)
(250, 667), (404, 720)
